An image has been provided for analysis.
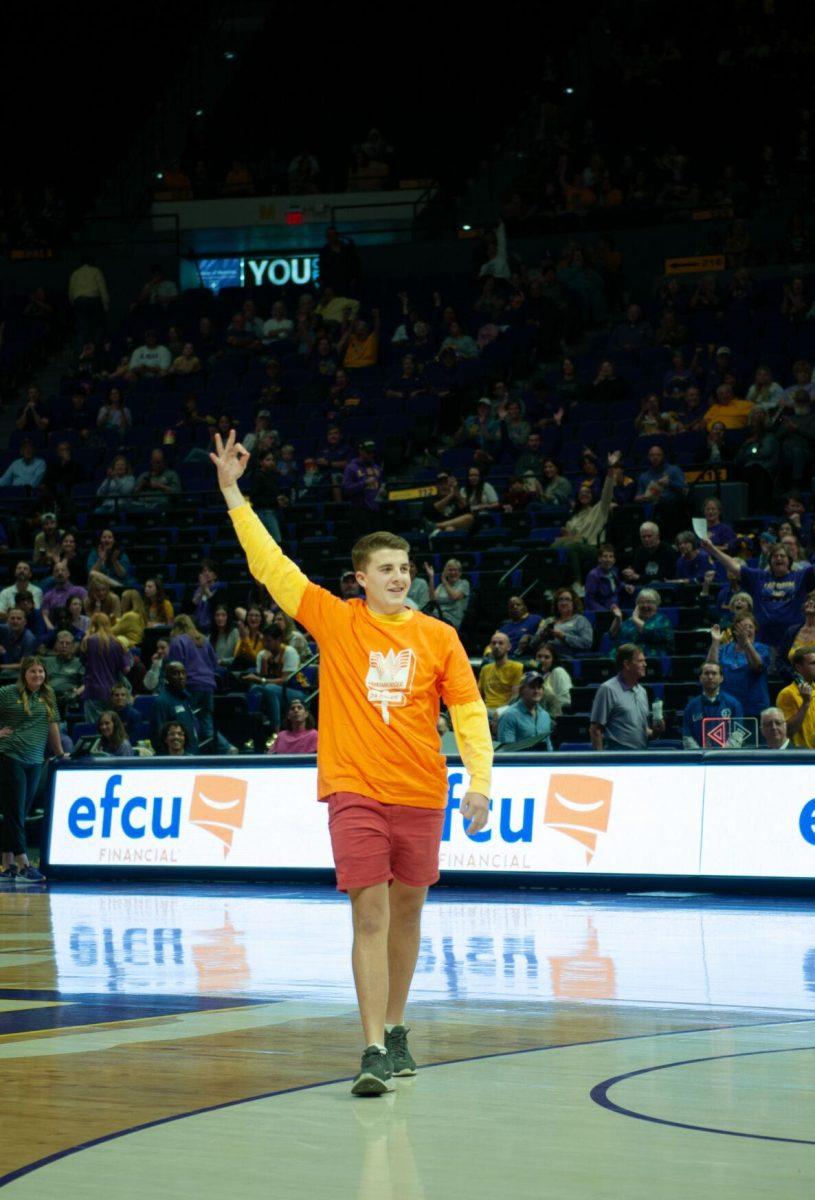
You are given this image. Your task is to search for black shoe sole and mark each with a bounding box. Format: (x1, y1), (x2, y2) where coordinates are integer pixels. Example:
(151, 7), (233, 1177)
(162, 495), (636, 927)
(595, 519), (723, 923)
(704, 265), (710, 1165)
(351, 1072), (396, 1096)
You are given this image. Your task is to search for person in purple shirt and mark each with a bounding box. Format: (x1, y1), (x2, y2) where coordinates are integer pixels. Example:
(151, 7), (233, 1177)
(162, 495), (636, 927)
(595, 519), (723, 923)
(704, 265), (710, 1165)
(701, 497), (735, 551)
(40, 562), (87, 619)
(702, 538), (815, 650)
(342, 441), (383, 514)
(81, 613), (130, 721)
(498, 596), (542, 655)
(167, 614), (233, 752)
(585, 544), (620, 612)
(673, 532), (712, 583)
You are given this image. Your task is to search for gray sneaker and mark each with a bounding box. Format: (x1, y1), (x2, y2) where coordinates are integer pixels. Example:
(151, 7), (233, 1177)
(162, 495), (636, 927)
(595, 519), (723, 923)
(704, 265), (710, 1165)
(351, 1046), (396, 1097)
(385, 1025), (417, 1076)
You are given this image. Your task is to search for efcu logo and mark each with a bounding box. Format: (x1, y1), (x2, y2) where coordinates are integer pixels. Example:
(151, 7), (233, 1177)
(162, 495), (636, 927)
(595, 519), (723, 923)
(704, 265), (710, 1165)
(543, 773), (613, 864)
(189, 775), (248, 858)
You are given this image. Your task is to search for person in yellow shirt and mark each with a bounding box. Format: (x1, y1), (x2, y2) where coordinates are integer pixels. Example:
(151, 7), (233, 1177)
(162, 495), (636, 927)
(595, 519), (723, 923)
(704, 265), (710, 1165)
(703, 383), (754, 431)
(776, 646), (815, 747)
(210, 430), (492, 1097)
(341, 311), (381, 369)
(478, 631), (524, 716)
(314, 286), (359, 325)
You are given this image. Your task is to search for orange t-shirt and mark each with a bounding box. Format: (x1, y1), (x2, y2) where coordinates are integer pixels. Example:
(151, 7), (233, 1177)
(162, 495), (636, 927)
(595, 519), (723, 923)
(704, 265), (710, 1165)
(343, 333), (378, 369)
(295, 584), (480, 808)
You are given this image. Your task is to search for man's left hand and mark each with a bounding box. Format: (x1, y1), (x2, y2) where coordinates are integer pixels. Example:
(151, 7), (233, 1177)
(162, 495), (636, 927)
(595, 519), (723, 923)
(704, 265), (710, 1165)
(461, 791), (490, 835)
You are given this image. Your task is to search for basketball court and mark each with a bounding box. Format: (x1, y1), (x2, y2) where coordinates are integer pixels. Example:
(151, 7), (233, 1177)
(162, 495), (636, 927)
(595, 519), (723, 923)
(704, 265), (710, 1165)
(0, 883), (812, 1197)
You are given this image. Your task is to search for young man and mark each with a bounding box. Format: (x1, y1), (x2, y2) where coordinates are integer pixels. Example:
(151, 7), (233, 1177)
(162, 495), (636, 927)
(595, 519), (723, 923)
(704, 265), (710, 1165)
(211, 431), (492, 1097)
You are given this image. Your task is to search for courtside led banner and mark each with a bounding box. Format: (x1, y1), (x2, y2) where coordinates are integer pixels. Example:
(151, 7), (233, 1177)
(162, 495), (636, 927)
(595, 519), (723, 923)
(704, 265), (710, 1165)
(45, 756), (815, 880)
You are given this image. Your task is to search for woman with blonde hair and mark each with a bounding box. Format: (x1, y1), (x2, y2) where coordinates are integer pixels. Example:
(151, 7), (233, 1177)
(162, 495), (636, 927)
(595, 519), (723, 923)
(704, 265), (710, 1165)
(272, 609), (310, 661)
(167, 614), (227, 751)
(85, 573), (121, 620)
(0, 656), (68, 884)
(81, 612), (129, 721)
(112, 589), (147, 649)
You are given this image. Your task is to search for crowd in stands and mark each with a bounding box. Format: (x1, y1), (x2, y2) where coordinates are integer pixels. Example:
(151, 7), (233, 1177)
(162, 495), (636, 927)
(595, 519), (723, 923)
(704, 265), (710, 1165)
(5, 217), (815, 757)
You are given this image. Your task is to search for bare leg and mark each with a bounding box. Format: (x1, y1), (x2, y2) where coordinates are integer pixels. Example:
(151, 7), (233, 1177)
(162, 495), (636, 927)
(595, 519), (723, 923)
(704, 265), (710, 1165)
(348, 882), (390, 1046)
(386, 881), (427, 1025)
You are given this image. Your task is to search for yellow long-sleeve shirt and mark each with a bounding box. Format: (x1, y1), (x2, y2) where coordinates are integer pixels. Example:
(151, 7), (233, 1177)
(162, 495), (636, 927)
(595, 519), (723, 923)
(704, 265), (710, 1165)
(228, 501), (492, 807)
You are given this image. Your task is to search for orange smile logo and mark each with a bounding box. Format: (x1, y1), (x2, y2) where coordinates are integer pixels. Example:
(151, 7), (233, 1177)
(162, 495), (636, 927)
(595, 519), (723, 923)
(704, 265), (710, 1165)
(189, 775), (248, 858)
(543, 773), (613, 864)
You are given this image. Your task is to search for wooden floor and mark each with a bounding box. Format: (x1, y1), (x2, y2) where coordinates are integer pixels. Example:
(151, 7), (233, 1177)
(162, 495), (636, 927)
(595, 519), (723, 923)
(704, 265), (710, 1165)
(0, 883), (813, 1197)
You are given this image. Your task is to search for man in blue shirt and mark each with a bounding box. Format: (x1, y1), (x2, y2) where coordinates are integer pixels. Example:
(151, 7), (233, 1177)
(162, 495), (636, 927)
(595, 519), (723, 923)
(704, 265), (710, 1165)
(497, 672), (553, 747)
(500, 596), (542, 655)
(0, 608), (39, 668)
(682, 662), (744, 749)
(0, 439), (46, 489)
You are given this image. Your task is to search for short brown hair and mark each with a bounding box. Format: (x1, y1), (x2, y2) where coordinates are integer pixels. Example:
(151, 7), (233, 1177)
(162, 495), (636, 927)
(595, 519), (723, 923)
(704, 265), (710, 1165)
(351, 531), (410, 572)
(615, 643), (642, 669)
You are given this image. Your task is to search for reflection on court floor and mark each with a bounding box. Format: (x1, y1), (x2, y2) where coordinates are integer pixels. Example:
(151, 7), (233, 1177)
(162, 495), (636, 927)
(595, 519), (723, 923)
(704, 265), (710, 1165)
(0, 885), (813, 1198)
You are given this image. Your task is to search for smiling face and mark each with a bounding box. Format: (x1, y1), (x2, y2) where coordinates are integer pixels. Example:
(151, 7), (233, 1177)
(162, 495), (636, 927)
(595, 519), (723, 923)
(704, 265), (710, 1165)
(23, 661), (46, 692)
(99, 714), (114, 740)
(165, 723), (186, 753)
(355, 547), (411, 614)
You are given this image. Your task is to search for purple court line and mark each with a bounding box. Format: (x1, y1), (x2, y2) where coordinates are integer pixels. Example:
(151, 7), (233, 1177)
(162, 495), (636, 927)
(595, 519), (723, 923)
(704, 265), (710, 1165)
(590, 1044), (815, 1145)
(1, 1014), (814, 1188)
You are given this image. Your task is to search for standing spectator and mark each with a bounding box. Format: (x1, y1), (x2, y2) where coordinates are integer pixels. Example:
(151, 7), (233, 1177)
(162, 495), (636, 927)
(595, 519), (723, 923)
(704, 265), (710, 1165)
(497, 673), (553, 747)
(167, 615), (229, 753)
(81, 612), (129, 721)
(0, 563), (43, 617)
(551, 452), (619, 583)
(43, 440), (86, 509)
(0, 657), (67, 883)
(133, 449), (181, 510)
(530, 643), (573, 717)
(706, 619), (771, 718)
(778, 390), (815, 488)
(635, 444), (688, 537)
(733, 410), (781, 510)
(318, 227), (359, 294)
(150, 664), (199, 753)
(584, 544), (619, 612)
(776, 647), (815, 748)
(478, 632), (524, 718)
(271, 699), (318, 754)
(530, 588), (593, 655)
(681, 661), (744, 749)
(342, 441), (383, 530)
(249, 448), (287, 541)
(69, 258), (109, 350)
(0, 439), (46, 489)
(424, 559), (470, 629)
(589, 644), (663, 750)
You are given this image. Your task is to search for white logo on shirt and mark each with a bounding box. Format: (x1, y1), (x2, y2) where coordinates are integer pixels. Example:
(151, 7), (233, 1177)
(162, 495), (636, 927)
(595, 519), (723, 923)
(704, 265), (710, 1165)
(366, 649), (416, 725)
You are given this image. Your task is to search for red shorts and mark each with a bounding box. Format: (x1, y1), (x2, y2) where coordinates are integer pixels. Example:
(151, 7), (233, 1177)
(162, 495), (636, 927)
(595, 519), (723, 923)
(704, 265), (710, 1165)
(326, 792), (445, 892)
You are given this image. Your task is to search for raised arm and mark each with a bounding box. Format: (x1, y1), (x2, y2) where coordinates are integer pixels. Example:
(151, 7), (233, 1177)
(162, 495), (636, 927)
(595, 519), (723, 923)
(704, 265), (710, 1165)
(700, 537), (743, 578)
(211, 431), (308, 617)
